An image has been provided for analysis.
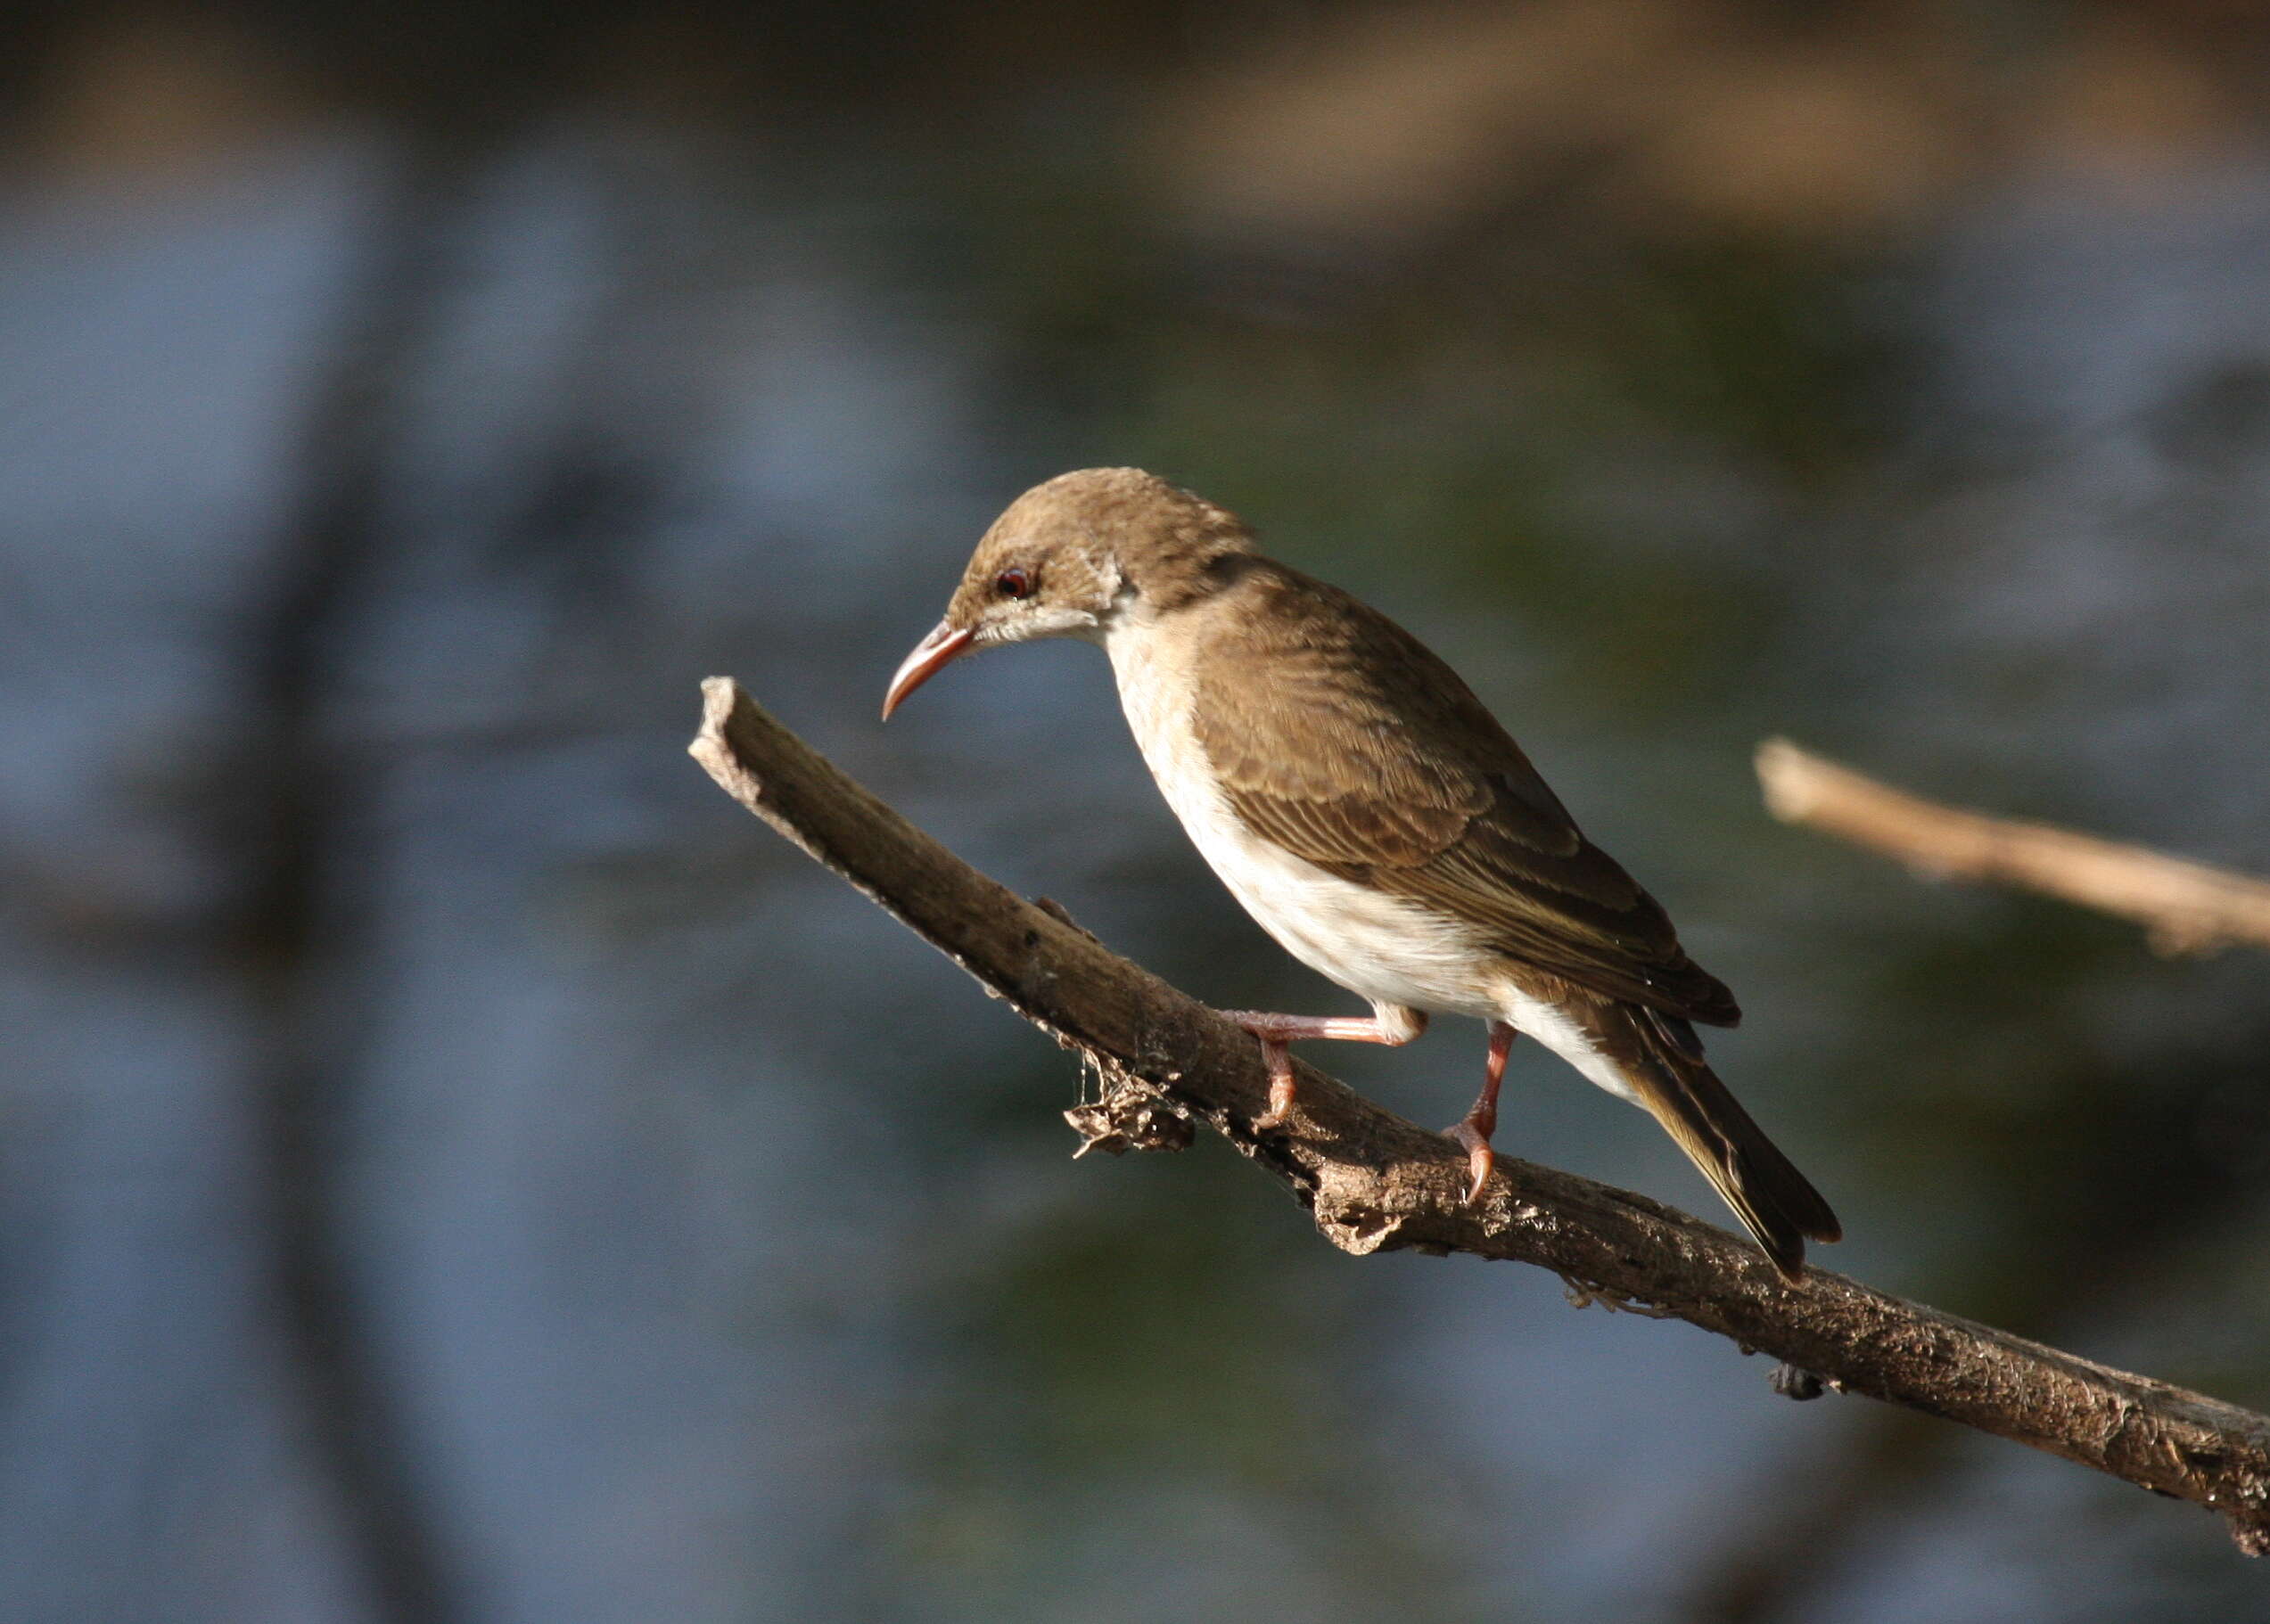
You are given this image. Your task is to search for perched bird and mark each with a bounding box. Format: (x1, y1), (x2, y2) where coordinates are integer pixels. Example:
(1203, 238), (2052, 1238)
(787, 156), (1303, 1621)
(883, 468), (1838, 1278)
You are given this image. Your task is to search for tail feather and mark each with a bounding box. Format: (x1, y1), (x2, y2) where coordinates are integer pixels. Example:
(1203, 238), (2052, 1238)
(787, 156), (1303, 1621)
(1609, 1007), (1839, 1281)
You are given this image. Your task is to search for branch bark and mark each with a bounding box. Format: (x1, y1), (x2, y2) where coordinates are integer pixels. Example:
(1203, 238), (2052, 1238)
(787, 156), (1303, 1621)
(692, 678), (2270, 1554)
(1756, 737), (2270, 956)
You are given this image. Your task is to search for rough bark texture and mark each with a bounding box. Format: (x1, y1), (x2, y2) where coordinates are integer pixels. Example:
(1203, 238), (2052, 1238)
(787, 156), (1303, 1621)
(692, 677), (2270, 1554)
(1757, 737), (2270, 956)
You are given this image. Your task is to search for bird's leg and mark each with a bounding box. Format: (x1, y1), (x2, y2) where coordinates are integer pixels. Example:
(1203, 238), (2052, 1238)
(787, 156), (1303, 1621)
(1218, 1007), (1426, 1129)
(1446, 1020), (1517, 1205)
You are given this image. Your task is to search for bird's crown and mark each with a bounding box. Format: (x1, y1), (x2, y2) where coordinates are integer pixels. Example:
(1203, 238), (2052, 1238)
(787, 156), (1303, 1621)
(946, 467), (1256, 634)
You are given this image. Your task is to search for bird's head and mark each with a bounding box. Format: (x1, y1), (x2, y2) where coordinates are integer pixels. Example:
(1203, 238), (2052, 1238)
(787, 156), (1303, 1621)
(882, 467), (1253, 718)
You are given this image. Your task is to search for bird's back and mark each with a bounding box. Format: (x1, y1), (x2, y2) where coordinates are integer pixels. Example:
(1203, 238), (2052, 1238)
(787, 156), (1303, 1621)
(1172, 557), (1740, 1027)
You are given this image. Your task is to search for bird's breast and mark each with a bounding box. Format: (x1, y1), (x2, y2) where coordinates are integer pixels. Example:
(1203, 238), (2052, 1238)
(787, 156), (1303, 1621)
(1104, 623), (1502, 1020)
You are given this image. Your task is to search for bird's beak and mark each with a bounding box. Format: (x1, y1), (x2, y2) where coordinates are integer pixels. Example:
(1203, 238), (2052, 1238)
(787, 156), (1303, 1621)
(882, 620), (974, 720)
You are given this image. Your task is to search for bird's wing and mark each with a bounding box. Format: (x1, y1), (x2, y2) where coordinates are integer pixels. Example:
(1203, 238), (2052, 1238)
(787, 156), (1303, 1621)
(1190, 567), (1740, 1026)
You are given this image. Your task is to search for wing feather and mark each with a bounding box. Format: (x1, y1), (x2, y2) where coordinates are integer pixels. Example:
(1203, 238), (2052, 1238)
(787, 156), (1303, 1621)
(1192, 563), (1740, 1026)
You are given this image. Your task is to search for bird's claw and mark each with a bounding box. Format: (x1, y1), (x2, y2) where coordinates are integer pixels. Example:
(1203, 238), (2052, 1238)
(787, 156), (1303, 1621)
(1445, 1120), (1495, 1206)
(1254, 1074), (1296, 1131)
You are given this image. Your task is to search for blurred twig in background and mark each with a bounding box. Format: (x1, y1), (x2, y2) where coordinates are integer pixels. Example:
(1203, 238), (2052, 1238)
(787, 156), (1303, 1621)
(1757, 738), (2270, 956)
(236, 138), (485, 1624)
(691, 678), (2270, 1555)
(235, 12), (584, 1609)
(1711, 737), (2270, 1612)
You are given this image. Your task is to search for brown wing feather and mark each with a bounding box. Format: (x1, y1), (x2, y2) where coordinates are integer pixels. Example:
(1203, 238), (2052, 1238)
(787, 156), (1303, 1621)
(1192, 562), (1740, 1026)
(1598, 1005), (1840, 1278)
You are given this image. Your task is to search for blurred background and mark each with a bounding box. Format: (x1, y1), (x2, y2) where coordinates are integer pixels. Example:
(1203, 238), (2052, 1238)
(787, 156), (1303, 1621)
(4, 2), (2270, 1620)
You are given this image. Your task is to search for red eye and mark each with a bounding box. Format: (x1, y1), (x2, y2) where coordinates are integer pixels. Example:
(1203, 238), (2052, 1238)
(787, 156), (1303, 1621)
(994, 567), (1034, 598)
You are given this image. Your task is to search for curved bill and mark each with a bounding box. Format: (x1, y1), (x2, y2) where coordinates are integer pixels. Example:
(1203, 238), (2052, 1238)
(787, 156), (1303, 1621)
(881, 620), (974, 719)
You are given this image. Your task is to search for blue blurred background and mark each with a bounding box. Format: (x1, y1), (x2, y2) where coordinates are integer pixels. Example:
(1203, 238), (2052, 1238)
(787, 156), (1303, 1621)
(4, 3), (2270, 1620)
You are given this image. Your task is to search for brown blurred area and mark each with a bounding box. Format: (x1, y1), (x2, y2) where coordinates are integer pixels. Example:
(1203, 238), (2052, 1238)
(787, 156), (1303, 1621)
(14, 3), (2270, 214)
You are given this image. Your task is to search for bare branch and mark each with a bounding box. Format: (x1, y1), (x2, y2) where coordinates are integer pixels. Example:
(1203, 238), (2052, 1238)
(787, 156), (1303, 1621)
(693, 678), (2270, 1553)
(1757, 737), (2270, 956)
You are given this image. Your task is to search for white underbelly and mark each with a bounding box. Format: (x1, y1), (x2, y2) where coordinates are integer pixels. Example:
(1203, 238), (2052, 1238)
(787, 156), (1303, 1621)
(1105, 620), (1642, 1105)
(1109, 632), (1500, 1018)
(1192, 802), (1506, 1019)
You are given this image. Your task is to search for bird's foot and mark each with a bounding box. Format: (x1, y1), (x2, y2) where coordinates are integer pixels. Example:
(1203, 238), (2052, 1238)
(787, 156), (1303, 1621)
(1444, 1118), (1495, 1206)
(1221, 1011), (1301, 1129)
(1218, 1005), (1423, 1132)
(1445, 1019), (1515, 1204)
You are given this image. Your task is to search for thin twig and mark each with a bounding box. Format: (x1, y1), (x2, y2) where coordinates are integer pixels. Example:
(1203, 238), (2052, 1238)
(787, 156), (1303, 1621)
(693, 679), (2270, 1554)
(1756, 737), (2270, 956)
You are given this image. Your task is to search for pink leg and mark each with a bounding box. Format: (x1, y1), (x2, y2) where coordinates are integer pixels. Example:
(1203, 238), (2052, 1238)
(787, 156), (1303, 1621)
(1220, 1007), (1426, 1129)
(1446, 1021), (1517, 1205)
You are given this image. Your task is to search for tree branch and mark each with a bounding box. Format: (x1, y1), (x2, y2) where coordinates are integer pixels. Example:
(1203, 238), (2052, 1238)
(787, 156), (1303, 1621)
(1756, 738), (2270, 956)
(691, 678), (2270, 1554)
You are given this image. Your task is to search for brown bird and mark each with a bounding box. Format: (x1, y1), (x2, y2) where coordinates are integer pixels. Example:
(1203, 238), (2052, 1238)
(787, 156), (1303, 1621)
(884, 468), (1838, 1278)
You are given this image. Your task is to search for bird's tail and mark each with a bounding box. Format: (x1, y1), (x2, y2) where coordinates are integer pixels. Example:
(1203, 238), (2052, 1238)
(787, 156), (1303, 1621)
(1603, 1005), (1840, 1282)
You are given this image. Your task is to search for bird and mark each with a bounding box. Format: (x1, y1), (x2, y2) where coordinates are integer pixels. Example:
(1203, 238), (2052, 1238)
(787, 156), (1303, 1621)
(882, 467), (1838, 1279)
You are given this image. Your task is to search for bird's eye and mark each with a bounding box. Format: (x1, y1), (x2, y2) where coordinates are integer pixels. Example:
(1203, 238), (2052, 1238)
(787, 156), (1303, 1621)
(994, 567), (1034, 599)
